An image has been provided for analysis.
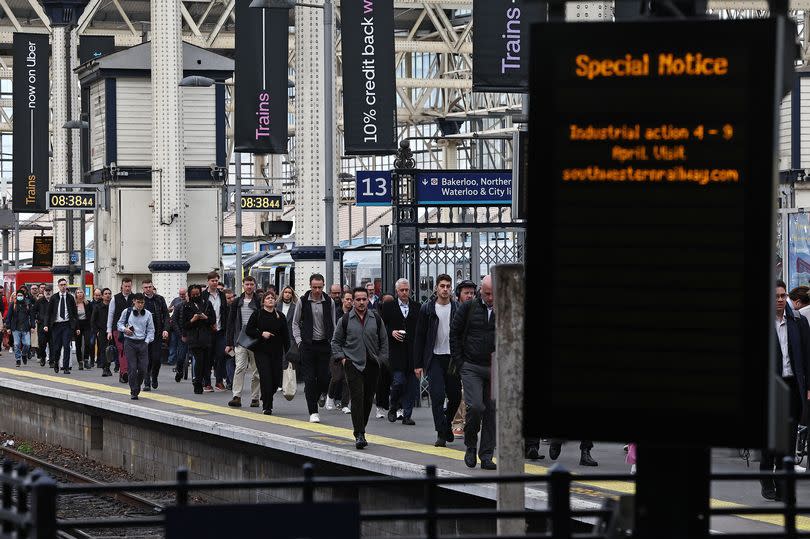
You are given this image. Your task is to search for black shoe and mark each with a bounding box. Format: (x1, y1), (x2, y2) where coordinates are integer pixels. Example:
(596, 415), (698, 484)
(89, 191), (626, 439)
(318, 393), (327, 408)
(464, 447), (477, 468)
(175, 370), (183, 383)
(84, 361), (91, 370)
(761, 481), (777, 501)
(122, 372), (129, 383)
(526, 447), (544, 461)
(114, 364), (120, 373)
(22, 357), (27, 365)
(481, 459), (497, 470)
(387, 409), (397, 422)
(39, 360), (45, 367)
(355, 433), (368, 449)
(549, 443), (562, 460)
(53, 364), (59, 374)
(142, 385), (151, 392)
(446, 429), (455, 443)
(102, 368), (112, 377)
(434, 437), (446, 447)
(63, 368), (70, 375)
(263, 409), (272, 415)
(152, 377), (158, 389)
(15, 361), (19, 367)
(193, 384), (203, 395)
(580, 449), (598, 467)
(131, 394), (138, 400)
(402, 417), (415, 426)
(77, 362), (84, 371)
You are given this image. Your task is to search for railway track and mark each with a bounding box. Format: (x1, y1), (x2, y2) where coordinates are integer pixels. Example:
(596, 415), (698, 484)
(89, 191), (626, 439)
(0, 446), (165, 538)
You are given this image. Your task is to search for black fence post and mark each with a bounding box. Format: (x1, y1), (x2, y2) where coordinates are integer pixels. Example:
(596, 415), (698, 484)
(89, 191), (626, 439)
(549, 464), (571, 539)
(176, 467), (189, 506)
(14, 463), (29, 535)
(783, 456), (797, 539)
(302, 463), (314, 504)
(424, 465), (438, 539)
(27, 473), (57, 539)
(1, 460), (12, 535)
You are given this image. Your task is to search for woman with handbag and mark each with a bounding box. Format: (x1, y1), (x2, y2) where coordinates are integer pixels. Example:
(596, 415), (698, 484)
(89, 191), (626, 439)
(92, 288), (113, 376)
(245, 291), (289, 415)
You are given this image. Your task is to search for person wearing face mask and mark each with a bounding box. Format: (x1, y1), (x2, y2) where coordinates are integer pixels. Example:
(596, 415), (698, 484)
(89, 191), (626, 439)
(245, 291), (290, 415)
(117, 293), (155, 400)
(5, 288), (35, 367)
(92, 288), (114, 376)
(182, 285), (217, 395)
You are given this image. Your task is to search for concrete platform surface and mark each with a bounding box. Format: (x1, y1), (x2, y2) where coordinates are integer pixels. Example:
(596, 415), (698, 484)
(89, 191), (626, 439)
(0, 358), (803, 535)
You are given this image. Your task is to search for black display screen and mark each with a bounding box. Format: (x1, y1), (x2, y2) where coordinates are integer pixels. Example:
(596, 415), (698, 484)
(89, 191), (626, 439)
(528, 19), (780, 447)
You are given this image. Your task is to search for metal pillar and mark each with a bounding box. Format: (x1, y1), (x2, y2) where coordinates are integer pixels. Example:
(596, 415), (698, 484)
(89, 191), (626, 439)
(235, 152), (243, 293)
(70, 29), (83, 288)
(51, 26), (69, 284)
(149, 0), (189, 292)
(13, 215), (19, 270)
(323, 0), (335, 288)
(294, 0), (338, 291)
(2, 228), (8, 273)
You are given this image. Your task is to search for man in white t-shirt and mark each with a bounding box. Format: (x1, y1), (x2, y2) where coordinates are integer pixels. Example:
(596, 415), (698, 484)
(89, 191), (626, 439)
(412, 274), (462, 447)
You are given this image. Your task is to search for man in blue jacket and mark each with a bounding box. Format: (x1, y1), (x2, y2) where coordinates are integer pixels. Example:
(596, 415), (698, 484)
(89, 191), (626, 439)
(414, 274), (461, 447)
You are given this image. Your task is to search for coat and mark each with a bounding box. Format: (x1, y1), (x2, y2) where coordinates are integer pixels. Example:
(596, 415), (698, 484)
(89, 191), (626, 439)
(380, 298), (420, 372)
(45, 292), (79, 331)
(413, 298), (458, 372)
(182, 299), (217, 348)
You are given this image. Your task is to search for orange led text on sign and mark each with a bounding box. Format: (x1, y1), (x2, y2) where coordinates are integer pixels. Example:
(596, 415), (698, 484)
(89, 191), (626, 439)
(575, 53), (729, 80)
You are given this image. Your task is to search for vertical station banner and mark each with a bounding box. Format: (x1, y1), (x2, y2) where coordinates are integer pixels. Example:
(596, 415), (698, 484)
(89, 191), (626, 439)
(234, 0), (288, 154)
(472, 0), (546, 92)
(12, 33), (49, 213)
(340, 0), (397, 155)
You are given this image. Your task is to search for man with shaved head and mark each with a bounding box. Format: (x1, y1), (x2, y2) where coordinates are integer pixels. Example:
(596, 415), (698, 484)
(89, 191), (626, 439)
(449, 275), (497, 470)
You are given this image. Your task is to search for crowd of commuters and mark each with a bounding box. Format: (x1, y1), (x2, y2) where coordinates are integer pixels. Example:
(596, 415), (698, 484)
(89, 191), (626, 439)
(0, 270), (569, 470)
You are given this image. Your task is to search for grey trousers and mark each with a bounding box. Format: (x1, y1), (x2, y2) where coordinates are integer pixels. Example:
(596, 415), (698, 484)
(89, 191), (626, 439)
(124, 339), (149, 396)
(460, 362), (496, 460)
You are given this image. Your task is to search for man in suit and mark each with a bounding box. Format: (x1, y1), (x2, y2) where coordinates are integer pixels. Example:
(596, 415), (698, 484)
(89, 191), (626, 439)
(381, 278), (421, 425)
(43, 278), (79, 374)
(762, 280), (810, 500)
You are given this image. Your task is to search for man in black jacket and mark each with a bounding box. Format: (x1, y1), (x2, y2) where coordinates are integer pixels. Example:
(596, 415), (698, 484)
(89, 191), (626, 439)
(34, 286), (51, 367)
(202, 272), (228, 392)
(450, 275), (496, 470)
(762, 280), (810, 500)
(414, 274), (461, 446)
(291, 273), (336, 423)
(183, 285), (217, 395)
(141, 279), (170, 392)
(381, 278), (421, 425)
(44, 278), (79, 374)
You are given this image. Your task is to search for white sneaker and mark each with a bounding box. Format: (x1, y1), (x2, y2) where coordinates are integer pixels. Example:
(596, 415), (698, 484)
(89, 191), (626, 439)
(342, 406), (351, 414)
(375, 406), (385, 419)
(396, 409), (403, 419)
(325, 397), (335, 411)
(309, 413), (320, 423)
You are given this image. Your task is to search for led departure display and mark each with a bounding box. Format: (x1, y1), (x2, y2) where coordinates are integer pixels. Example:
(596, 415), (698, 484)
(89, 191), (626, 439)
(529, 19), (781, 447)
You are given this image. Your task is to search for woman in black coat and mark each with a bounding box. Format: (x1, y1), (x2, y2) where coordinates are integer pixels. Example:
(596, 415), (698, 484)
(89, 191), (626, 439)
(245, 292), (289, 414)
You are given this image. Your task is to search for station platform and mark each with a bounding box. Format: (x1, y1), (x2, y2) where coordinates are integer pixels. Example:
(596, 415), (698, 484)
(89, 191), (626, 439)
(0, 358), (803, 535)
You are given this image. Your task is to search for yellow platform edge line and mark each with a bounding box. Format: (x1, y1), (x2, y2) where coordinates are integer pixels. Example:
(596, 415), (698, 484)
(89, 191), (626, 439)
(0, 367), (804, 531)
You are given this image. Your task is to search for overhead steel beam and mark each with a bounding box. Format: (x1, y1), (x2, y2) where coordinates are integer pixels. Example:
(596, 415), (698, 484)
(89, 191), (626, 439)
(25, 0), (51, 31)
(0, 0), (21, 32)
(77, 0), (103, 34)
(180, 1), (203, 37)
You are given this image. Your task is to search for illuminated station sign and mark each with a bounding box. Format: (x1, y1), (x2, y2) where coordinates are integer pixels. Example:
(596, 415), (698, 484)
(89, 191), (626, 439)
(529, 20), (781, 447)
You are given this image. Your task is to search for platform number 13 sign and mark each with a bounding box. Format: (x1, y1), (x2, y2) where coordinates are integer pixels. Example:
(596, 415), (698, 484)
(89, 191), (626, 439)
(356, 171), (393, 206)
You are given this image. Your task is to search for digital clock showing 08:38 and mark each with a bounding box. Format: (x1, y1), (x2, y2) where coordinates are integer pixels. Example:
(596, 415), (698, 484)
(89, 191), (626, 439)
(240, 194), (283, 211)
(47, 192), (97, 210)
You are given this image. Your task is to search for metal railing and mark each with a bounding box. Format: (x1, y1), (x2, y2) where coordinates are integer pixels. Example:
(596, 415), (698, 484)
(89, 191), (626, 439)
(1, 458), (810, 538)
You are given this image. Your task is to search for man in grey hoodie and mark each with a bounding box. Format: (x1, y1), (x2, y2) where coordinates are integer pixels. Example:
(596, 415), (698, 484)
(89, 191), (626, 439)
(331, 287), (389, 449)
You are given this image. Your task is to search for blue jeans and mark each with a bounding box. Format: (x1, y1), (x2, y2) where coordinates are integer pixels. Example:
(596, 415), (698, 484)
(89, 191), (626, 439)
(12, 330), (30, 362)
(167, 331), (187, 366)
(389, 369), (418, 419)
